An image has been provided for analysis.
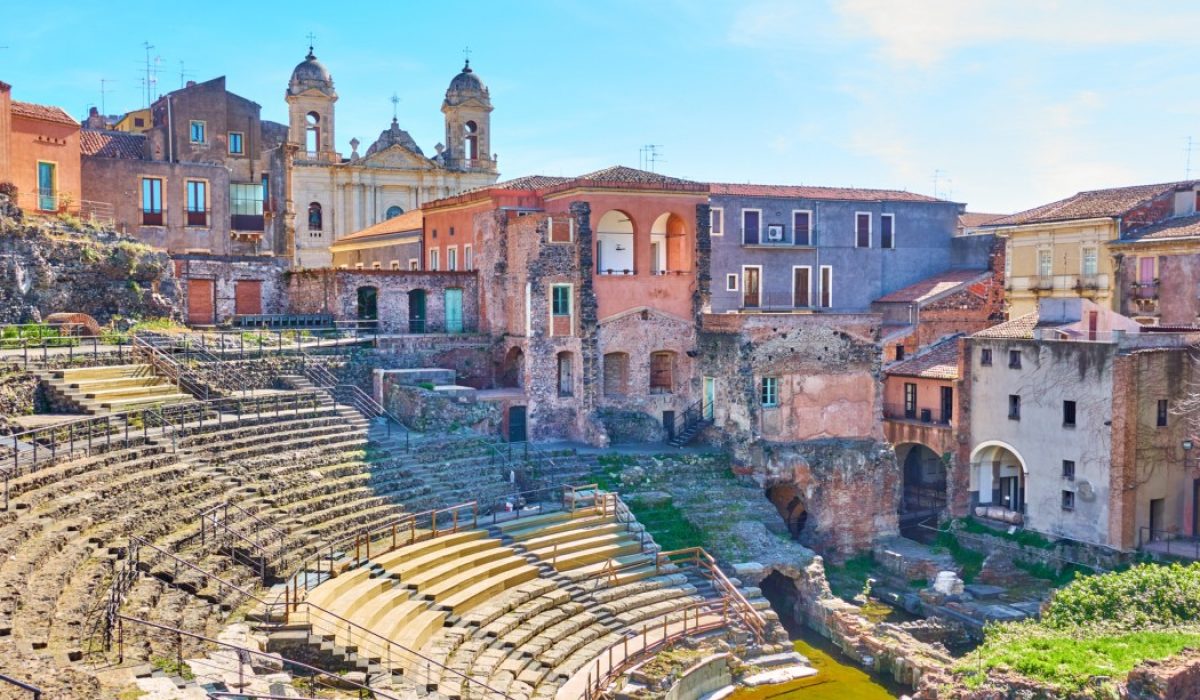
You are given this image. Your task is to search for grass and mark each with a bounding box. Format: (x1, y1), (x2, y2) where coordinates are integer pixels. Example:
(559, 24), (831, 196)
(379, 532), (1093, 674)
(150, 656), (194, 680)
(825, 554), (876, 601)
(932, 530), (985, 582)
(957, 623), (1200, 693)
(625, 499), (705, 552)
(958, 517), (1055, 550)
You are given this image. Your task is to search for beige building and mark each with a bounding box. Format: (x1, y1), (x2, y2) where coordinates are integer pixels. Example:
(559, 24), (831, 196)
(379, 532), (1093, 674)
(984, 181), (1200, 318)
(283, 51), (499, 268)
(330, 209), (423, 270)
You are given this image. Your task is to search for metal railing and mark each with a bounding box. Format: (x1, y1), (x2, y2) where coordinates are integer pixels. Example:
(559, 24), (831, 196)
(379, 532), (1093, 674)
(130, 333), (211, 399)
(655, 547), (766, 644)
(0, 674), (42, 699)
(710, 291), (824, 313)
(297, 348), (411, 448)
(198, 502), (289, 582)
(1139, 527), (1200, 560)
(882, 402), (952, 426)
(0, 331), (134, 369)
(135, 330), (252, 396)
(668, 398), (708, 445)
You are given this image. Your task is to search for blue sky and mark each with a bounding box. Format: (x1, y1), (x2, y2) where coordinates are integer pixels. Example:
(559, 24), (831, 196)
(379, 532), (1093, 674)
(3, 0), (1199, 213)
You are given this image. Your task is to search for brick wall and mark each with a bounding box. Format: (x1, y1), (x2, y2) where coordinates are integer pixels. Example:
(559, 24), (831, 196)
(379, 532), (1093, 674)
(284, 268), (479, 333)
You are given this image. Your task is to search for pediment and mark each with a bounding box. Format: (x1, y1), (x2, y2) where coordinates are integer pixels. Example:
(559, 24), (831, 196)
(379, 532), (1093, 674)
(359, 144), (440, 171)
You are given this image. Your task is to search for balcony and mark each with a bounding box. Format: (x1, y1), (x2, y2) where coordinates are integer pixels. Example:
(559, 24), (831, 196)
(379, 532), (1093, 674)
(741, 228), (813, 247)
(141, 210), (164, 227)
(1011, 274), (1110, 294)
(231, 214), (266, 232)
(714, 291), (821, 313)
(185, 209), (209, 227)
(883, 402), (951, 426)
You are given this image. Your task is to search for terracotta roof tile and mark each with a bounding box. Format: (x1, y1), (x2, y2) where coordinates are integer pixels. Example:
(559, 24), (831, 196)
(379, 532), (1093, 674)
(1119, 214), (1200, 242)
(710, 182), (943, 203)
(973, 312), (1040, 339)
(576, 165), (698, 186)
(80, 129), (145, 159)
(987, 182), (1198, 227)
(10, 100), (78, 127)
(334, 209), (423, 244)
(886, 337), (961, 379)
(958, 212), (1006, 228)
(875, 270), (990, 304)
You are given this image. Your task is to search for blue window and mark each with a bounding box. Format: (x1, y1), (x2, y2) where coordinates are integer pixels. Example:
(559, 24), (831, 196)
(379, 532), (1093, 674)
(189, 120), (206, 143)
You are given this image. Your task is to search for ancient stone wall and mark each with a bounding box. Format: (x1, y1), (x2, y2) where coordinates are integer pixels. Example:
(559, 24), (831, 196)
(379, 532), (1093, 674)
(284, 268), (479, 333)
(171, 254), (288, 323)
(381, 383), (501, 434)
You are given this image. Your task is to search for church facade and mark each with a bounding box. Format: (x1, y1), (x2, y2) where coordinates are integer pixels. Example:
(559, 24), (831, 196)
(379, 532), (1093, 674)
(283, 50), (500, 268)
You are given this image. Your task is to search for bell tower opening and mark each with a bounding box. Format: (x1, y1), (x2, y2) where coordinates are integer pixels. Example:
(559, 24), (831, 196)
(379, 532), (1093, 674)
(306, 112), (321, 154)
(441, 60), (494, 173)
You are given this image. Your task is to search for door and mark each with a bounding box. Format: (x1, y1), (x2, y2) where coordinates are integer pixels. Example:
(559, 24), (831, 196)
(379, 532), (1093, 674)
(1139, 257), (1156, 298)
(37, 162), (56, 211)
(508, 406), (527, 443)
(1150, 498), (1165, 540)
(1193, 479), (1200, 537)
(444, 288), (464, 333)
(1087, 311), (1098, 341)
(356, 286), (378, 327)
(793, 267), (810, 308)
(234, 280), (263, 316)
(940, 386), (954, 425)
(408, 290), (426, 333)
(663, 411), (675, 442)
(703, 377), (715, 420)
(187, 279), (215, 325)
(742, 267), (761, 308)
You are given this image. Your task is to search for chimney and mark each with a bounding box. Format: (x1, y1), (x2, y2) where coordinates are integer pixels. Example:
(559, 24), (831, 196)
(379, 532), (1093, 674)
(186, 80), (196, 88)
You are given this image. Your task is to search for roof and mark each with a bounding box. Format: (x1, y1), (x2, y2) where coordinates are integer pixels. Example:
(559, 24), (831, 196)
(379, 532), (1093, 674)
(972, 312), (1041, 339)
(1117, 214), (1200, 243)
(485, 174), (573, 192)
(987, 181), (1198, 227)
(875, 269), (990, 304)
(709, 182), (944, 203)
(959, 212), (1005, 228)
(333, 209), (423, 245)
(10, 100), (77, 127)
(574, 165), (699, 187)
(80, 129), (145, 159)
(887, 337), (960, 379)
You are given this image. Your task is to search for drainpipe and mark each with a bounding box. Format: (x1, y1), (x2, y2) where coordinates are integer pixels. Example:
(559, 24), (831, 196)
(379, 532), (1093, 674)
(166, 95), (174, 163)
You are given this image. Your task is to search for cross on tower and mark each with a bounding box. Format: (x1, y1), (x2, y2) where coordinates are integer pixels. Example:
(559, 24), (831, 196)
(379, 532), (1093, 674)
(462, 46), (472, 67)
(391, 93), (400, 121)
(306, 32), (317, 54)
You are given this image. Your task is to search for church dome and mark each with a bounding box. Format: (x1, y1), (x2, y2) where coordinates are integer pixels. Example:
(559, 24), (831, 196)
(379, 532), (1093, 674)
(289, 49), (335, 96)
(444, 61), (490, 105)
(365, 118), (425, 158)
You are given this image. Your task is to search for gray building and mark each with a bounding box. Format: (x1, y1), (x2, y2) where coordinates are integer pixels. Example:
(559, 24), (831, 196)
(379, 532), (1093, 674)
(707, 183), (977, 313)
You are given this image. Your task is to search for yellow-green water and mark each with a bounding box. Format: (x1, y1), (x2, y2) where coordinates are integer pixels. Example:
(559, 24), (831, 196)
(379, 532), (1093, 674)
(729, 630), (903, 700)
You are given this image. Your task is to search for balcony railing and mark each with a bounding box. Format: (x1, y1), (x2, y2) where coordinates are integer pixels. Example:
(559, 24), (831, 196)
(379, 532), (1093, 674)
(1131, 279), (1159, 300)
(141, 210), (164, 226)
(883, 402), (951, 425)
(597, 268), (637, 276)
(1012, 274), (1111, 293)
(231, 213), (266, 231)
(741, 229), (813, 247)
(185, 209), (209, 227)
(712, 291), (823, 312)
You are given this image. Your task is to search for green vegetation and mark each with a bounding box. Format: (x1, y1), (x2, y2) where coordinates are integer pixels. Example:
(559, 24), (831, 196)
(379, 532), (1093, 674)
(1014, 559), (1089, 588)
(958, 563), (1200, 694)
(150, 656), (194, 680)
(957, 517), (1055, 550)
(825, 554), (876, 601)
(0, 323), (80, 348)
(622, 498), (705, 552)
(931, 529), (985, 582)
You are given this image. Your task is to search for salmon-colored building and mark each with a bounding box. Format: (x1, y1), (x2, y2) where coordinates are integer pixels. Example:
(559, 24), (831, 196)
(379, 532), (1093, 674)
(0, 82), (82, 215)
(421, 166), (710, 444)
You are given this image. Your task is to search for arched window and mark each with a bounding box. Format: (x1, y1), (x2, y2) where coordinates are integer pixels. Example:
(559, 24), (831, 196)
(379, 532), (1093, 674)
(308, 202), (323, 231)
(464, 120), (478, 161)
(385, 205), (404, 219)
(557, 351), (574, 397)
(306, 112), (321, 154)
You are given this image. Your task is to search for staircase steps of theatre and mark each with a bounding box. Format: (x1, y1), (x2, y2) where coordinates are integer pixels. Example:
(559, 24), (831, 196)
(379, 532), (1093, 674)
(43, 364), (194, 414)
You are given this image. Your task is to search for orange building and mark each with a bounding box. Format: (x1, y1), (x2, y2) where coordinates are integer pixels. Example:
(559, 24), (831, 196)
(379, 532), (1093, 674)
(0, 82), (82, 215)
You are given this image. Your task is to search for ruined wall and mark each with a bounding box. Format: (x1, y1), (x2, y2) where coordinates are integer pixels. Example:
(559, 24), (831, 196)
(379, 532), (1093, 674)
(374, 334), (496, 389)
(172, 254), (288, 324)
(0, 216), (179, 324)
(284, 268), (479, 333)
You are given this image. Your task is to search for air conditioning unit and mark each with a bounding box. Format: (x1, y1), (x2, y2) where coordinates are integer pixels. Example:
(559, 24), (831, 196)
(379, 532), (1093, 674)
(766, 225), (785, 242)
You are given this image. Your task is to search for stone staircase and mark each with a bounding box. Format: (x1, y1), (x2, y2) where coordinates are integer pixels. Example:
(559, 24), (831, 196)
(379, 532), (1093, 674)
(41, 364), (193, 414)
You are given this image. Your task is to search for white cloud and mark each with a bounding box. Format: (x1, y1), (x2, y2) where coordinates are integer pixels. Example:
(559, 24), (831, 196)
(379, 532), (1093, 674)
(832, 0), (1200, 68)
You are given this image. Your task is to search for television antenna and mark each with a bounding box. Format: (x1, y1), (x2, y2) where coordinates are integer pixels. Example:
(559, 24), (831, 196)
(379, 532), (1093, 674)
(178, 61), (195, 89)
(1185, 136), (1197, 179)
(639, 145), (664, 172)
(100, 78), (116, 116)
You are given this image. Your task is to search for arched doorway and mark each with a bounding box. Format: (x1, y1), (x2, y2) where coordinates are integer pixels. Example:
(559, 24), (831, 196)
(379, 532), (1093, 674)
(896, 443), (947, 518)
(765, 484), (808, 540)
(356, 286), (378, 328)
(970, 441), (1027, 516)
(407, 289), (426, 333)
(500, 347), (525, 389)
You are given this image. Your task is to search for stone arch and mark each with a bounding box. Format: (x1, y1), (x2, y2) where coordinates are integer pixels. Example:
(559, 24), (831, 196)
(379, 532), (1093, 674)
(306, 111), (321, 153)
(766, 483), (809, 540)
(895, 442), (947, 518)
(308, 202), (323, 231)
(386, 205), (404, 219)
(650, 211), (690, 274)
(596, 210), (636, 275)
(464, 120), (479, 161)
(970, 440), (1028, 515)
(500, 346), (525, 389)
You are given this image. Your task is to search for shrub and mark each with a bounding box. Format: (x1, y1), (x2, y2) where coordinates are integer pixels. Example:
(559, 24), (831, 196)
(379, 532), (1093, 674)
(1041, 562), (1200, 630)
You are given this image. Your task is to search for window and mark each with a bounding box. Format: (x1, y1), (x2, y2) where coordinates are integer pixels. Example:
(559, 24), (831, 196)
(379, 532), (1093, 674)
(557, 352), (574, 397)
(650, 351), (674, 394)
(1061, 490), (1075, 511)
(189, 120), (206, 144)
(371, 262), (381, 269)
(903, 382), (917, 418)
(464, 120), (479, 160)
(231, 183), (265, 230)
(1008, 394), (1021, 420)
(895, 344), (906, 361)
(726, 274), (738, 292)
(432, 228), (438, 239)
(185, 180), (207, 226)
(386, 205), (403, 219)
(308, 202), (323, 231)
(980, 348), (993, 366)
(819, 266), (832, 308)
(141, 177), (163, 225)
(1082, 247), (1098, 276)
(306, 112), (320, 153)
(1063, 400), (1076, 427)
(603, 352), (630, 396)
(450, 226), (455, 237)
(1008, 349), (1022, 369)
(793, 210), (812, 246)
(880, 213), (895, 249)
(793, 266), (811, 307)
(855, 212), (871, 248)
(710, 207), (724, 236)
(1038, 249), (1052, 277)
(1062, 460), (1075, 481)
(760, 377), (779, 407)
(549, 217), (573, 243)
(409, 259), (419, 271)
(447, 246), (458, 271)
(133, 117), (144, 127)
(742, 209), (761, 245)
(354, 262), (364, 269)
(228, 131), (244, 155)
(551, 284), (572, 316)
(390, 260), (401, 270)
(464, 245), (473, 271)
(429, 249), (440, 271)
(1157, 399), (1169, 427)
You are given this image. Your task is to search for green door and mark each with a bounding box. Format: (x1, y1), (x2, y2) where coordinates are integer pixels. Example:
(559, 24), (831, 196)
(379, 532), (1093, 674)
(445, 288), (463, 333)
(37, 162), (56, 211)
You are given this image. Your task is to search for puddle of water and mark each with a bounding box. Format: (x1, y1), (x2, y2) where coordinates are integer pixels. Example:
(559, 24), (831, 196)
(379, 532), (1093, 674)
(729, 626), (906, 700)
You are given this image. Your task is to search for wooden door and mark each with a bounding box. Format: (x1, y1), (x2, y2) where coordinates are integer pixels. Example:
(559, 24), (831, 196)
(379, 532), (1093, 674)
(234, 280), (263, 316)
(793, 267), (810, 307)
(743, 268), (760, 308)
(187, 279), (215, 326)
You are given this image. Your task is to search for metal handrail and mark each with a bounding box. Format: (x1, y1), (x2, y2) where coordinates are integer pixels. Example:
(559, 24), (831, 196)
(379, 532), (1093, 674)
(0, 674), (42, 699)
(669, 398), (707, 444)
(131, 333), (210, 399)
(130, 536), (266, 604)
(655, 546), (766, 643)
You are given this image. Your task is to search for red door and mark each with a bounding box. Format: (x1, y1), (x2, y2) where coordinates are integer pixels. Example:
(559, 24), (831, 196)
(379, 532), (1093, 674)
(187, 279), (215, 325)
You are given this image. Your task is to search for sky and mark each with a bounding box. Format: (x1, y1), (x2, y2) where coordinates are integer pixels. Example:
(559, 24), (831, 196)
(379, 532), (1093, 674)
(2, 0), (1199, 214)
